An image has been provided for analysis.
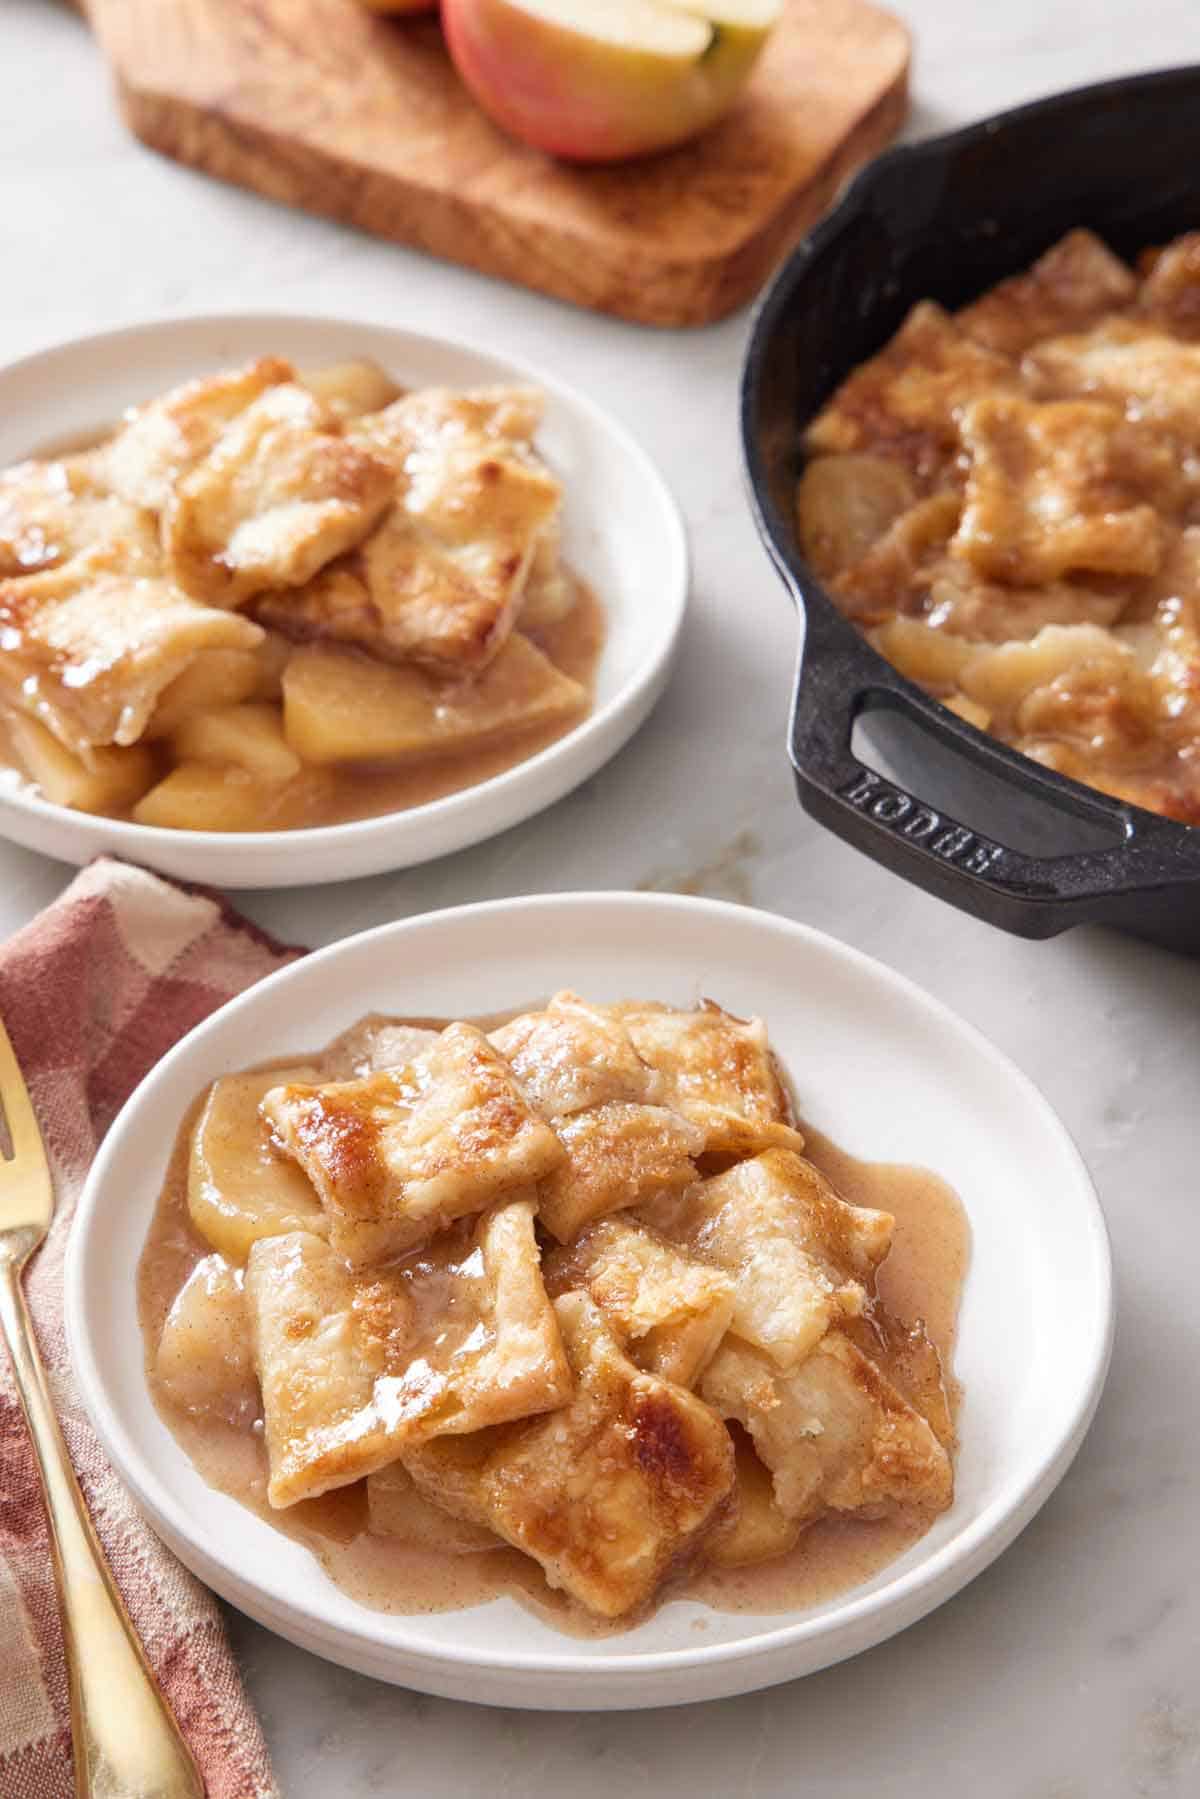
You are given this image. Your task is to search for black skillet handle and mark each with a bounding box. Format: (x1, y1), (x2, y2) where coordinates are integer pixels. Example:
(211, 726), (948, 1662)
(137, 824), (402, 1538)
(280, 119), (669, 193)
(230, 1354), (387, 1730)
(788, 600), (1200, 941)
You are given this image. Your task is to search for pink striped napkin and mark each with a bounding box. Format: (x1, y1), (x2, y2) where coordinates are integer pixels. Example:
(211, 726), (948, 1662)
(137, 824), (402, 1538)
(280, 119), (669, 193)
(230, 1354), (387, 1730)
(0, 857), (302, 1799)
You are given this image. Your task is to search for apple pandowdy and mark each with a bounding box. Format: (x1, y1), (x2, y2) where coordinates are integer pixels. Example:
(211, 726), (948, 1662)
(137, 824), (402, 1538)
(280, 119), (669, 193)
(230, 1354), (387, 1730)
(0, 359), (601, 831)
(140, 993), (958, 1626)
(796, 229), (1200, 827)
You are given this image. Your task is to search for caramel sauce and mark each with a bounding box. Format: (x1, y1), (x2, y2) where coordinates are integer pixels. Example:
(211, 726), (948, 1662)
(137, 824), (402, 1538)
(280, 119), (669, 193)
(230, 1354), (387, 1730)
(137, 1025), (969, 1638)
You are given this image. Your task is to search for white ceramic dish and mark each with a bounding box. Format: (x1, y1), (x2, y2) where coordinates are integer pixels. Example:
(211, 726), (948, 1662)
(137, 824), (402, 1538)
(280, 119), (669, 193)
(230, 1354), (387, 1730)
(0, 316), (687, 887)
(66, 894), (1113, 1711)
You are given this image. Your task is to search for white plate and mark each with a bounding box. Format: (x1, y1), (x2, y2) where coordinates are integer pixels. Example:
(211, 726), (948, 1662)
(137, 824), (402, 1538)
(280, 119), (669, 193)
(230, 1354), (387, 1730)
(0, 317), (687, 887)
(66, 894), (1113, 1710)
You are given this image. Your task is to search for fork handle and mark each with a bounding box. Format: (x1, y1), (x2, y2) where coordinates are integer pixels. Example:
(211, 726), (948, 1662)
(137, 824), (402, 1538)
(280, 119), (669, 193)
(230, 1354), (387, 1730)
(0, 1256), (205, 1798)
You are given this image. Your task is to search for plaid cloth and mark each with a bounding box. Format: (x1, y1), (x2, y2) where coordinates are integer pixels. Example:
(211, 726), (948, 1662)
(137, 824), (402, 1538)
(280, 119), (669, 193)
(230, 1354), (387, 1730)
(0, 858), (302, 1799)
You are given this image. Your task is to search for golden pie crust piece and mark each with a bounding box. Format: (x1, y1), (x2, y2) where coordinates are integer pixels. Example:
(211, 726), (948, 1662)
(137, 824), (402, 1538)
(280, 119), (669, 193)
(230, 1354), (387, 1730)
(544, 1216), (735, 1387)
(700, 1332), (952, 1524)
(262, 386), (562, 674)
(246, 1197), (571, 1507)
(164, 383), (394, 606)
(260, 1022), (564, 1265)
(641, 1147), (894, 1372)
(102, 358), (295, 512)
(0, 554), (265, 756)
(610, 1000), (804, 1156)
(402, 1292), (736, 1618)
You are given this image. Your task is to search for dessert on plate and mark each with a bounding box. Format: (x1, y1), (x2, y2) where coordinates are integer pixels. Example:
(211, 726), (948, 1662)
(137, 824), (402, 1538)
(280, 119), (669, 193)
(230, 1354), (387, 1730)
(0, 359), (600, 831)
(139, 993), (963, 1629)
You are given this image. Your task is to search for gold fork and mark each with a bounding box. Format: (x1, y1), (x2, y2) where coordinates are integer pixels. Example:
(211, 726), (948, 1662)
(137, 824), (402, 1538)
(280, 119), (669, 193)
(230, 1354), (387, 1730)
(0, 1017), (204, 1798)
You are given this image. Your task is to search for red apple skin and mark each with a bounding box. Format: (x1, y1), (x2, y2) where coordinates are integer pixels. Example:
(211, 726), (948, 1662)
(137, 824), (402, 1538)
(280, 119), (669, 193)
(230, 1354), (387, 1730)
(360, 0), (438, 14)
(442, 0), (767, 164)
(363, 0), (444, 14)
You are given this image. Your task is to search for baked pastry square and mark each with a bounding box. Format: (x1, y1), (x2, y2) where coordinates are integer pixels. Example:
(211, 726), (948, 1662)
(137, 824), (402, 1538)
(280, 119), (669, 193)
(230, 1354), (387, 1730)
(957, 229), (1137, 357)
(804, 301), (1017, 487)
(490, 990), (662, 1119)
(265, 386), (562, 673)
(610, 1000), (804, 1156)
(102, 357), (295, 512)
(351, 385), (546, 460)
(402, 1292), (735, 1618)
(641, 1148), (893, 1372)
(1138, 233), (1200, 340)
(952, 393), (1167, 584)
(544, 1216), (734, 1387)
(260, 1022), (564, 1264)
(0, 554), (265, 757)
(700, 1332), (952, 1524)
(165, 383), (394, 606)
(536, 1101), (703, 1244)
(0, 457), (161, 581)
(1024, 317), (1200, 444)
(245, 1198), (571, 1507)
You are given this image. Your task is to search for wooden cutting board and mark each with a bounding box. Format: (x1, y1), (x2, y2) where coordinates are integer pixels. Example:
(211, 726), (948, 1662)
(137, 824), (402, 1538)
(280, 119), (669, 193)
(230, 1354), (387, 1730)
(76, 0), (910, 328)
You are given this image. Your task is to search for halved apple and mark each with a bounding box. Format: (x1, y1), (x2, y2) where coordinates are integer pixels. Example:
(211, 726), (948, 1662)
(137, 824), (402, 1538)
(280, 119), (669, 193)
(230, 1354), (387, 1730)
(441, 0), (781, 163)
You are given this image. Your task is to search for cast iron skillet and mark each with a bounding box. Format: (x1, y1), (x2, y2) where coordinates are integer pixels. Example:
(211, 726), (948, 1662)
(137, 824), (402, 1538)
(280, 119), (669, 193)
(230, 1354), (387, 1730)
(742, 64), (1200, 954)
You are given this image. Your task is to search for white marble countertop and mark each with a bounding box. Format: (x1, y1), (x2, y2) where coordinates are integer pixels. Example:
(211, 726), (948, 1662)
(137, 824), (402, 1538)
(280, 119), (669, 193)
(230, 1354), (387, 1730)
(4, 2), (1200, 1792)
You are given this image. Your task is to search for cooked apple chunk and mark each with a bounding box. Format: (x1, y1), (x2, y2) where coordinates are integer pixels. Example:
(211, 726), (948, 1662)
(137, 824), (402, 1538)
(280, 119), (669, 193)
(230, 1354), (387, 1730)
(145, 647), (267, 737)
(5, 712), (156, 814)
(171, 702), (302, 782)
(367, 1462), (498, 1552)
(402, 1293), (735, 1619)
(519, 521), (577, 630)
(537, 1101), (703, 1244)
(145, 634), (292, 738)
(247, 1199), (570, 1506)
(132, 762), (293, 832)
(281, 632), (585, 765)
(795, 454), (917, 583)
(188, 1066), (329, 1264)
(641, 1149), (893, 1371)
(261, 1022), (564, 1264)
(700, 1332), (952, 1524)
(611, 1000), (804, 1155)
(156, 1252), (257, 1421)
(544, 1216), (734, 1386)
(320, 1016), (441, 1079)
(164, 383), (394, 606)
(102, 357), (295, 511)
(0, 557), (265, 757)
(705, 1428), (804, 1569)
(299, 359), (402, 421)
(491, 990), (661, 1119)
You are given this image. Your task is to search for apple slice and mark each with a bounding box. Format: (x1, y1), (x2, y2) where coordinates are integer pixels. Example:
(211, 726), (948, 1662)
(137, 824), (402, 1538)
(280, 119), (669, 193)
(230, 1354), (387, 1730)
(442, 0), (781, 163)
